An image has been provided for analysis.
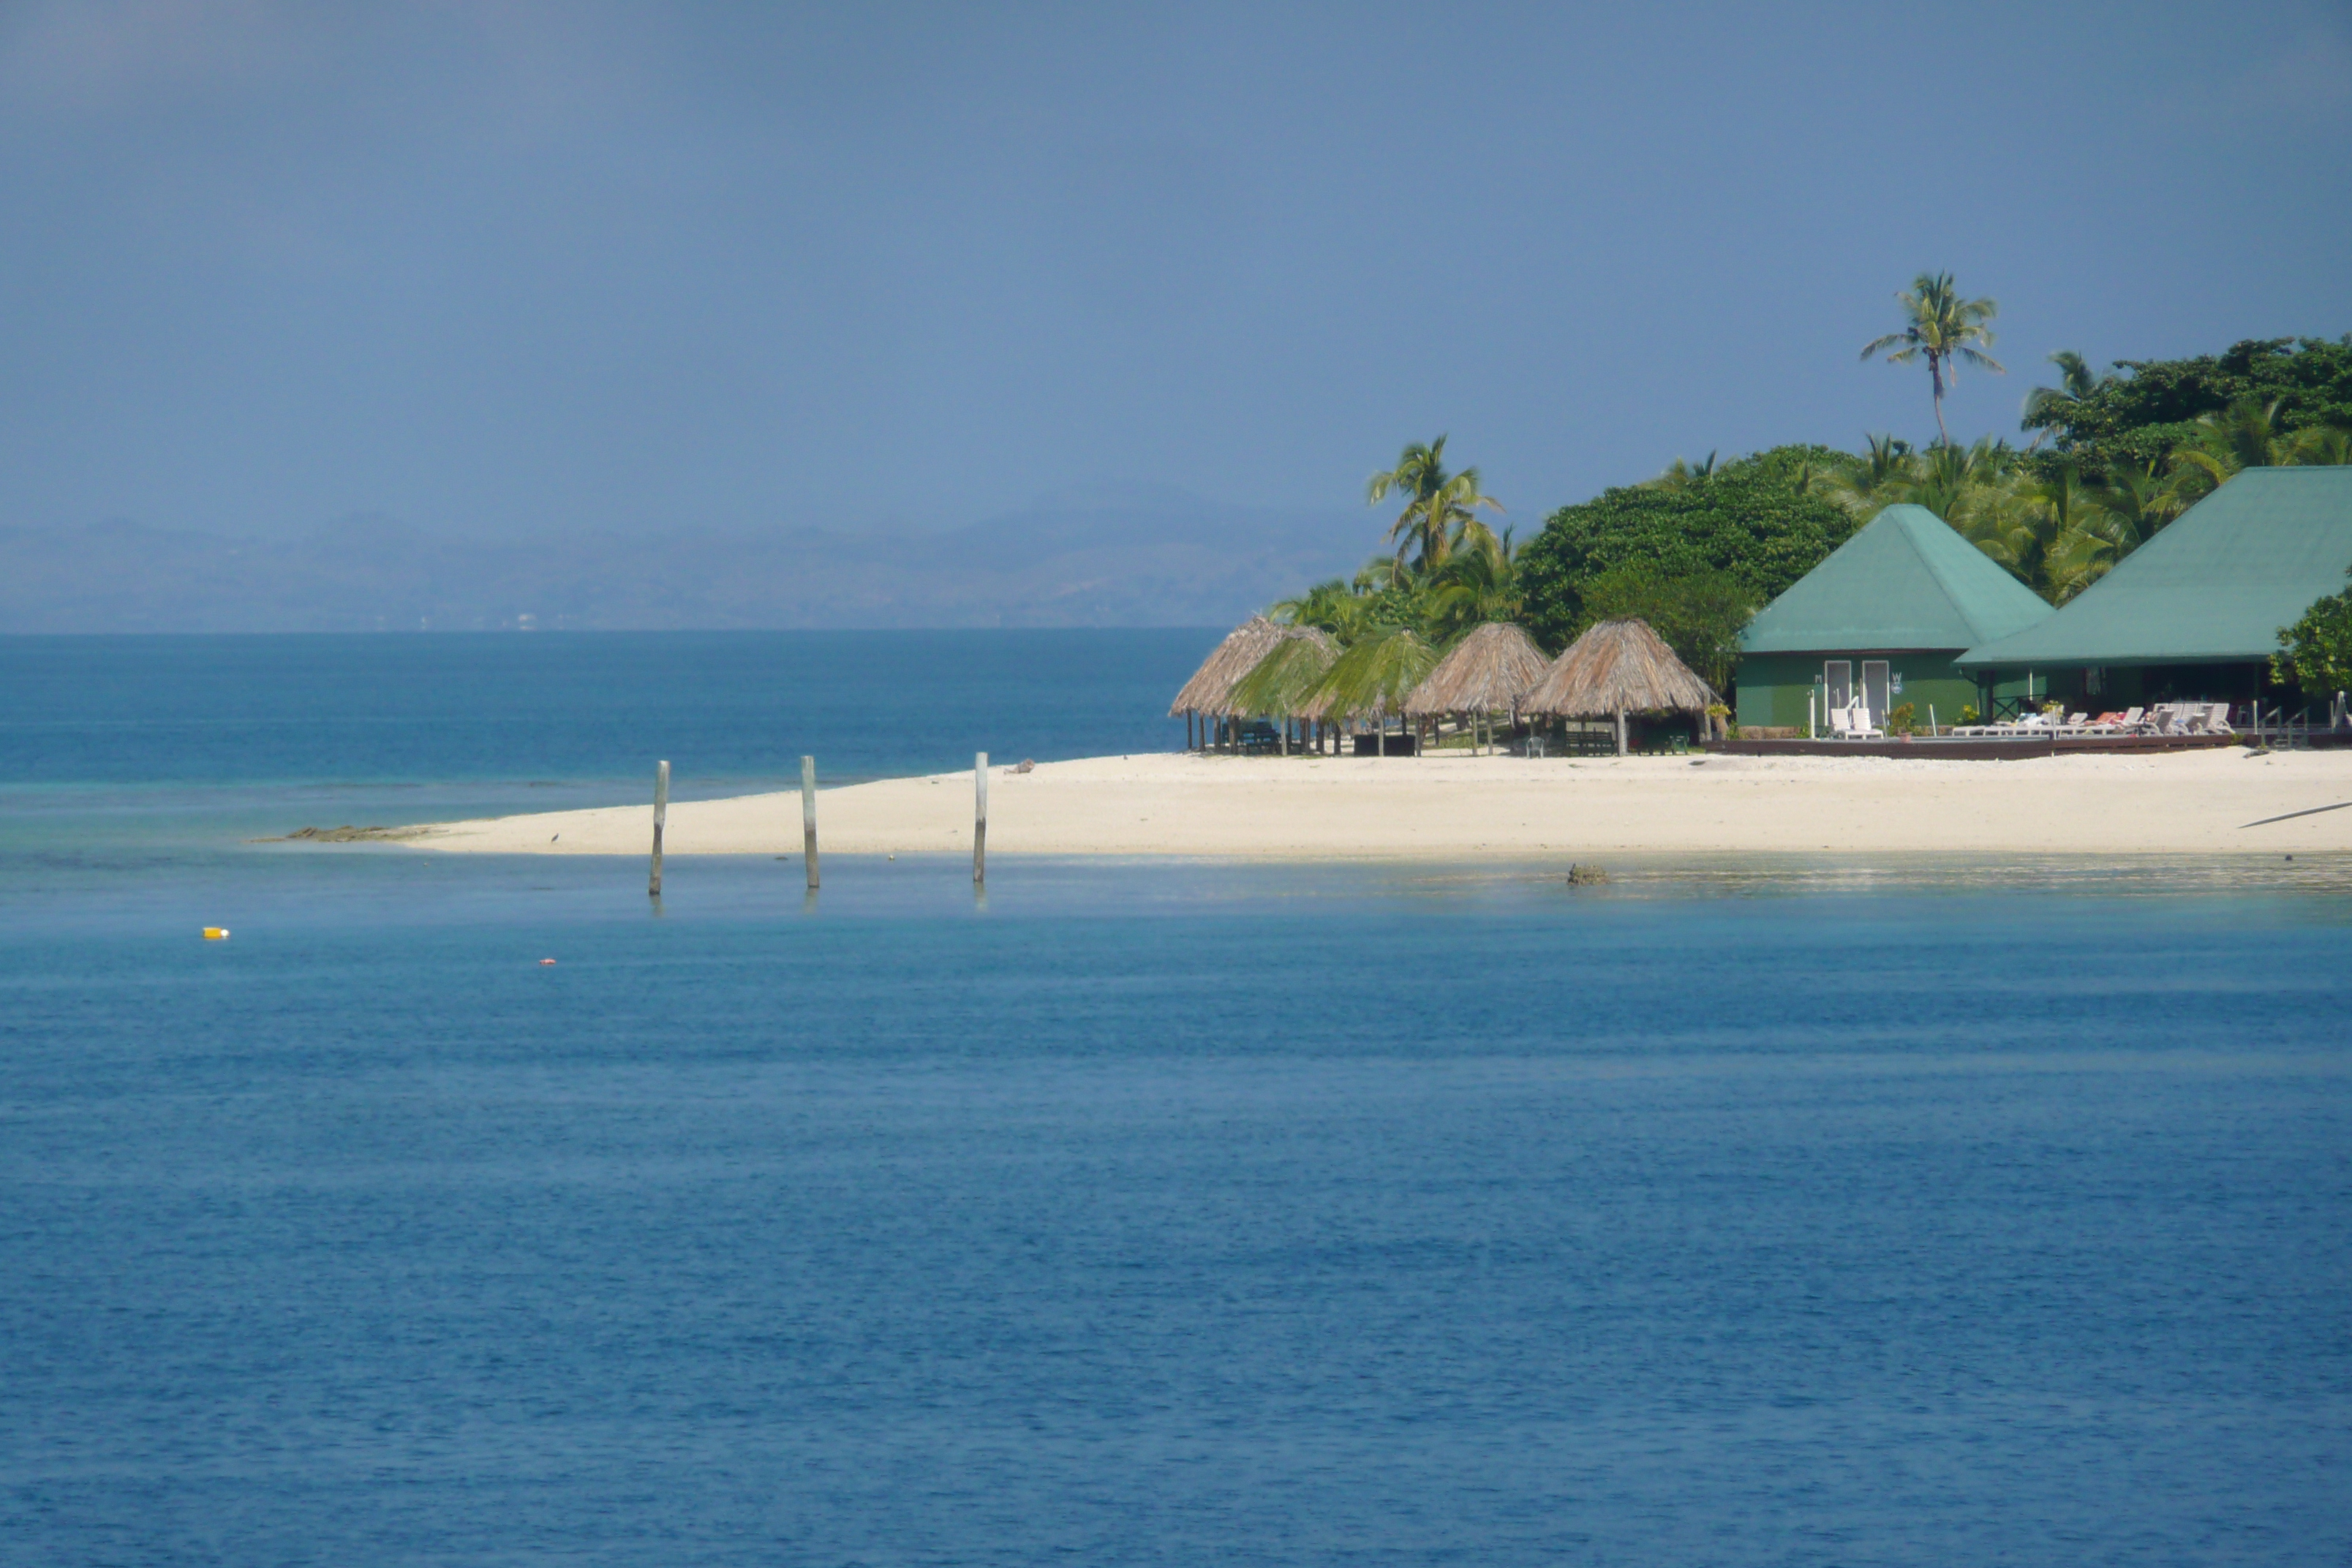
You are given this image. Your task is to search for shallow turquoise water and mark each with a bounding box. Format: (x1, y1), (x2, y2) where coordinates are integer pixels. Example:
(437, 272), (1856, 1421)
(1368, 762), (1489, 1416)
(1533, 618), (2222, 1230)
(2, 634), (2348, 1564)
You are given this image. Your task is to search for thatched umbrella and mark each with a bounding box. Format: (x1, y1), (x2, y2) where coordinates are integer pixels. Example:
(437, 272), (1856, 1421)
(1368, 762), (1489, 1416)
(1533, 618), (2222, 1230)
(1521, 617), (1720, 755)
(1404, 622), (1550, 754)
(1302, 628), (1439, 757)
(1169, 615), (1284, 750)
(1227, 627), (1341, 753)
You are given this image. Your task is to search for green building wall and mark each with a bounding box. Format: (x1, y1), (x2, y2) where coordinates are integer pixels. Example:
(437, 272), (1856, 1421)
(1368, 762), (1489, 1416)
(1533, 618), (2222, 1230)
(1735, 651), (2031, 733)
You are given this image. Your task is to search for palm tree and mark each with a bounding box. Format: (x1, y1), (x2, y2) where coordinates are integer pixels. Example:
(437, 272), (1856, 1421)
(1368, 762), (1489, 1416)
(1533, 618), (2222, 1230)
(1423, 527), (1520, 643)
(1647, 451), (1718, 490)
(2087, 459), (2190, 542)
(2021, 350), (2108, 445)
(1861, 272), (2006, 445)
(1273, 579), (1373, 643)
(2295, 425), (2352, 466)
(1825, 434), (1916, 518)
(1365, 435), (1504, 575)
(2043, 505), (2141, 602)
(1891, 436), (2017, 524)
(1306, 628), (1440, 755)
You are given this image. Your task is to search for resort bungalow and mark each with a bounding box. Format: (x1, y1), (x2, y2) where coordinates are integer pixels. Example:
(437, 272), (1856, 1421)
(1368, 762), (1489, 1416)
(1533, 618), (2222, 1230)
(1956, 467), (2352, 720)
(1735, 503), (2051, 734)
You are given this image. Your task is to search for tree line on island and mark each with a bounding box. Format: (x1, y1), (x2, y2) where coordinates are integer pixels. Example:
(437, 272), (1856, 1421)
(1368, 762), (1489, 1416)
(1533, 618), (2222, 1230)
(1259, 282), (2352, 722)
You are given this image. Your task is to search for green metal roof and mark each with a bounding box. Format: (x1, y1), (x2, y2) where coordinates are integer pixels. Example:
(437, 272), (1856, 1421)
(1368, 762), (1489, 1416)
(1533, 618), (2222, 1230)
(1738, 503), (2053, 655)
(1957, 467), (2352, 670)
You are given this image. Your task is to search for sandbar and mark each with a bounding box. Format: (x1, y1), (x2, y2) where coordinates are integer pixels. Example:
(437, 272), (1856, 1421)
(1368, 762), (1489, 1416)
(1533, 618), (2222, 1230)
(391, 748), (2352, 858)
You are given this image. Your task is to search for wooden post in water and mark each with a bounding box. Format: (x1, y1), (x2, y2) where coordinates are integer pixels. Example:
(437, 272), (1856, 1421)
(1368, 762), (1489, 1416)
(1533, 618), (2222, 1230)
(801, 755), (819, 889)
(973, 752), (988, 884)
(649, 759), (669, 897)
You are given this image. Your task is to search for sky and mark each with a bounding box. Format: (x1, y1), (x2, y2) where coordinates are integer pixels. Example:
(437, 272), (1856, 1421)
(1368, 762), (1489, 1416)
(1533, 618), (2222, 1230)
(3, 0), (2348, 545)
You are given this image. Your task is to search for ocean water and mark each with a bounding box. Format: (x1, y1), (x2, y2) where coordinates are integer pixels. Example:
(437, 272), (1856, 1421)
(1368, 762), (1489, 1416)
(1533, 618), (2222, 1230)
(2, 633), (2348, 1566)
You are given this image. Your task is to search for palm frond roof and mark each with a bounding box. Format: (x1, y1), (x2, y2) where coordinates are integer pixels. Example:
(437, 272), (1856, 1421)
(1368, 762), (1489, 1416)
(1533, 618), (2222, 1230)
(1403, 622), (1550, 717)
(1169, 616), (1285, 717)
(1523, 618), (1719, 717)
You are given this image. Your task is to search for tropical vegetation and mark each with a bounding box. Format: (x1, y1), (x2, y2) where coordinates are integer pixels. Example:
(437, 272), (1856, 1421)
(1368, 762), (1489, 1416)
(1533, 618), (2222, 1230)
(1861, 272), (2005, 445)
(2276, 570), (2352, 698)
(1244, 317), (2348, 720)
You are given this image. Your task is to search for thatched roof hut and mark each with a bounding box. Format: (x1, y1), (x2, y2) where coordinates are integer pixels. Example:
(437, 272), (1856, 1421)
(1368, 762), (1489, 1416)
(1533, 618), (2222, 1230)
(1404, 622), (1550, 718)
(1300, 628), (1439, 721)
(1522, 619), (1718, 753)
(1228, 626), (1341, 717)
(1169, 616), (1285, 717)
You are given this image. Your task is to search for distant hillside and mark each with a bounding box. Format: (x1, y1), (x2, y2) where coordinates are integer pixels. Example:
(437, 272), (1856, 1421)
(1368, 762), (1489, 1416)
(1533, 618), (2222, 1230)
(0, 488), (1365, 632)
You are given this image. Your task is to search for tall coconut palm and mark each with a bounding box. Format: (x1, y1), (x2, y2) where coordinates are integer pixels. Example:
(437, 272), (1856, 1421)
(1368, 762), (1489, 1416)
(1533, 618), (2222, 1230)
(1861, 272), (2006, 446)
(1365, 435), (1504, 575)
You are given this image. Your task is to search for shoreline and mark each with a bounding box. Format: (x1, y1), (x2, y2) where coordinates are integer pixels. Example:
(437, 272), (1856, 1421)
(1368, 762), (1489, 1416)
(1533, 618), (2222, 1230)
(372, 748), (2352, 859)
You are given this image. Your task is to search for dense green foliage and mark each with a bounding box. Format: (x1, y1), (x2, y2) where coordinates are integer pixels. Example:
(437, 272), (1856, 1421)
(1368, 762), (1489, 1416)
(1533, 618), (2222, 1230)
(2021, 336), (2352, 475)
(2274, 571), (2352, 696)
(1575, 566), (1752, 690)
(1261, 321), (2349, 711)
(1515, 445), (1856, 652)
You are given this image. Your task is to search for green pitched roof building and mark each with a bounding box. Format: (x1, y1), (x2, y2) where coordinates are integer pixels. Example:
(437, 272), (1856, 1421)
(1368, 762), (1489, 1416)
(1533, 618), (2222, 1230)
(1956, 467), (2352, 712)
(1735, 503), (2052, 732)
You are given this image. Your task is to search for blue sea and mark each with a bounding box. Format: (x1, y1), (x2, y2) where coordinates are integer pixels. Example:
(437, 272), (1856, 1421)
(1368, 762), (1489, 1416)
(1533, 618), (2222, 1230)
(3, 633), (2348, 1566)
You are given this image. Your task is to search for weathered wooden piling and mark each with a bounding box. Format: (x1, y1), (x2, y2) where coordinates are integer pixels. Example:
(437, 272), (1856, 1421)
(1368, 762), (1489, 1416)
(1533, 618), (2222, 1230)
(801, 755), (819, 889)
(973, 751), (988, 884)
(649, 759), (669, 897)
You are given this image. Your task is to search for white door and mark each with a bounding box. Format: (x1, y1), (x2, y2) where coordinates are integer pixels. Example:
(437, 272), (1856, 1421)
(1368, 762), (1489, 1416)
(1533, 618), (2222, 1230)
(1862, 661), (1891, 725)
(1825, 660), (1852, 713)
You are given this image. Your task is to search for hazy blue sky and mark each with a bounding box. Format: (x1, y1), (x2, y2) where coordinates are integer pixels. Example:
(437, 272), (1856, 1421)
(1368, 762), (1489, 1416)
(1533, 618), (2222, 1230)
(4, 1), (2347, 543)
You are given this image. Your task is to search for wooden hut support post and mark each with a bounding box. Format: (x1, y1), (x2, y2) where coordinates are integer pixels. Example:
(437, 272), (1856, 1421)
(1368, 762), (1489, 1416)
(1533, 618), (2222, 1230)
(649, 759), (669, 897)
(973, 752), (987, 884)
(801, 755), (819, 889)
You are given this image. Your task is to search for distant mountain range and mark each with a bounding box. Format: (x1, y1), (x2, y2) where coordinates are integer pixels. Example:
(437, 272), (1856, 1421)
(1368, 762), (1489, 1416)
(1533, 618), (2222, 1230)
(0, 486), (1368, 632)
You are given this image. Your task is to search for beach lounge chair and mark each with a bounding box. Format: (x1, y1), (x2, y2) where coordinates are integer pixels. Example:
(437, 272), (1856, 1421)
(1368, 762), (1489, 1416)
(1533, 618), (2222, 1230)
(2204, 702), (2234, 734)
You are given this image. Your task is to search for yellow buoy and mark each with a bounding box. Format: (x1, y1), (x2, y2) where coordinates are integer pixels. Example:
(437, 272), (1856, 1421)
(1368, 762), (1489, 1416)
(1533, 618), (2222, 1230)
(202, 927), (230, 941)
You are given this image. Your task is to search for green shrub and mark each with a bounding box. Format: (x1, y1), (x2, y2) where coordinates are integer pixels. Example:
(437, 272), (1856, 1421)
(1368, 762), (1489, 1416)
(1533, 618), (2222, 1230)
(2275, 570), (2352, 696)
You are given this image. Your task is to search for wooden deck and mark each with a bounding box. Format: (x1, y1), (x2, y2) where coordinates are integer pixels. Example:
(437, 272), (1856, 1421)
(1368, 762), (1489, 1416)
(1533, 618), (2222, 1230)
(1707, 733), (2244, 761)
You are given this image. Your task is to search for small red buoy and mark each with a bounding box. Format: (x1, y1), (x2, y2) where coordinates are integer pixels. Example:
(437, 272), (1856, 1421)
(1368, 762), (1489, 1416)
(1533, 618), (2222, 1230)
(538, 958), (557, 966)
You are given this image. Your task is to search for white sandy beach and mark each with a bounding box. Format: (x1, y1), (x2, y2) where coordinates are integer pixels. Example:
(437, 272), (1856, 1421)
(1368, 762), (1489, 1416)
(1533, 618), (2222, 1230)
(391, 747), (2352, 858)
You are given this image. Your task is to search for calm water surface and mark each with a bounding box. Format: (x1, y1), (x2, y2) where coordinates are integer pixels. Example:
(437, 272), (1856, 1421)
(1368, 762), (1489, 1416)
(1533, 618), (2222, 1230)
(1, 634), (2347, 1565)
